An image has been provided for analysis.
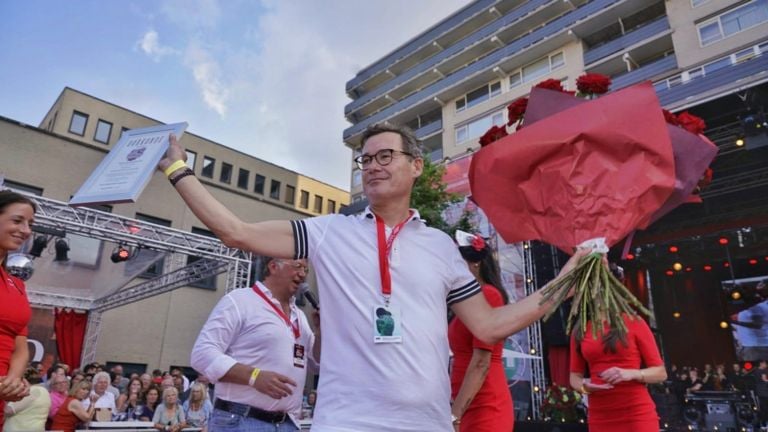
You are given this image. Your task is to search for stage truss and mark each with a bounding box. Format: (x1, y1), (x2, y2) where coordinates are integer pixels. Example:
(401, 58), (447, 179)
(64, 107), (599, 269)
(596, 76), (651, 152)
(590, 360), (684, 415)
(13, 191), (252, 364)
(522, 241), (547, 420)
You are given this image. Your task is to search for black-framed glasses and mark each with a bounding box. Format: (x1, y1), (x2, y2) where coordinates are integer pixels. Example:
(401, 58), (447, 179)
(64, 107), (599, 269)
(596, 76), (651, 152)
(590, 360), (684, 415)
(354, 149), (413, 169)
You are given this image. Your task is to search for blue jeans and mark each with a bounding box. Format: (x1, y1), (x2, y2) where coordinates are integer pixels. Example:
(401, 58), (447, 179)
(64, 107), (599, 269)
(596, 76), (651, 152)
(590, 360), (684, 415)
(209, 408), (298, 432)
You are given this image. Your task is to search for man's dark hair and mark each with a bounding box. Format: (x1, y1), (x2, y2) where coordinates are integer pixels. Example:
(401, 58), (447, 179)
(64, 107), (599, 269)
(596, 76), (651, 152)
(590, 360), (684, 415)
(260, 256), (277, 278)
(361, 122), (423, 159)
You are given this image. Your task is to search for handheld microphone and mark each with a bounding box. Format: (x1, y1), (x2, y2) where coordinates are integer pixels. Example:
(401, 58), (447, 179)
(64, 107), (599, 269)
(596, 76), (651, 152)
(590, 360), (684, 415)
(300, 283), (320, 310)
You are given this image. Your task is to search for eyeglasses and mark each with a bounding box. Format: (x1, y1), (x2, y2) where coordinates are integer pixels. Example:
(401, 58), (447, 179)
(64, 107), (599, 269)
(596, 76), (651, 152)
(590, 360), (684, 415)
(278, 260), (309, 273)
(354, 149), (413, 169)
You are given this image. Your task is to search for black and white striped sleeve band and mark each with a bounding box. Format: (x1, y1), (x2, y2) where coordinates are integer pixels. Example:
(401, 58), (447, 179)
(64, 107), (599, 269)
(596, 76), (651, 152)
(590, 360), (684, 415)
(447, 280), (481, 306)
(291, 220), (308, 259)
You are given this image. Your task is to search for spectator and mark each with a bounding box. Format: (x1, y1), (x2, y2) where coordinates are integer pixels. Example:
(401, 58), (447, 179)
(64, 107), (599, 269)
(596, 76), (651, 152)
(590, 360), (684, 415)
(45, 364), (67, 391)
(106, 372), (120, 399)
(70, 372), (85, 390)
(111, 365), (129, 393)
(170, 371), (185, 402)
(152, 387), (186, 432)
(181, 374), (213, 403)
(115, 378), (143, 421)
(83, 371), (116, 421)
(170, 368), (189, 392)
(140, 373), (153, 391)
(3, 367), (50, 431)
(182, 382), (212, 431)
(47, 373), (70, 424)
(712, 364), (730, 391)
(686, 369), (704, 394)
(50, 380), (97, 432)
(138, 386), (161, 422)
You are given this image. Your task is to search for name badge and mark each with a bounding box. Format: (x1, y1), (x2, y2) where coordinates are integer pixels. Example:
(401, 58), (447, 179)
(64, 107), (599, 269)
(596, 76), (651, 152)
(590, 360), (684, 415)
(293, 343), (306, 368)
(373, 304), (402, 344)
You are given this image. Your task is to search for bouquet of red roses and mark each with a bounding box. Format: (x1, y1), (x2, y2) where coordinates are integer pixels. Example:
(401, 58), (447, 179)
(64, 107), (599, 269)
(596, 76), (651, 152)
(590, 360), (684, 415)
(469, 75), (717, 339)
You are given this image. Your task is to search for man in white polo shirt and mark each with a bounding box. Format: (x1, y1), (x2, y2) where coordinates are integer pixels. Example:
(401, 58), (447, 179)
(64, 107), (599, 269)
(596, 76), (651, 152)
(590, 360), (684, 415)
(191, 257), (318, 432)
(160, 123), (585, 432)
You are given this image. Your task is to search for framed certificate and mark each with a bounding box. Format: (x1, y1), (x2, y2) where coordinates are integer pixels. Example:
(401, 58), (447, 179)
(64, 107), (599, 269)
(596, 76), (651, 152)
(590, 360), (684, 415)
(69, 122), (188, 206)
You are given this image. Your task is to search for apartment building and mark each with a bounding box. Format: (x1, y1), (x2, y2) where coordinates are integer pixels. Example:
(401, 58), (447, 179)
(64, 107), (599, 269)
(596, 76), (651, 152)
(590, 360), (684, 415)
(343, 0), (768, 202)
(1, 87), (348, 371)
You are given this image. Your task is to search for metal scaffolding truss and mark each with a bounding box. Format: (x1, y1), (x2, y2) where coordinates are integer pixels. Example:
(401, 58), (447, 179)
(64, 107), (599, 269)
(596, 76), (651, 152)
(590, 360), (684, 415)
(523, 241), (546, 420)
(9, 191), (253, 363)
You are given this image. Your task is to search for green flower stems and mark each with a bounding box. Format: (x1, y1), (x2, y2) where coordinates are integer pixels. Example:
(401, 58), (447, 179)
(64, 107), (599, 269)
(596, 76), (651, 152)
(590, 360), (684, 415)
(539, 253), (652, 340)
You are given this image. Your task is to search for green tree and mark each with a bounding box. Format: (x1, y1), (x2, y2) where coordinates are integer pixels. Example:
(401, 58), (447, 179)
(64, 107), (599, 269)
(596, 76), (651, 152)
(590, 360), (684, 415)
(410, 157), (474, 235)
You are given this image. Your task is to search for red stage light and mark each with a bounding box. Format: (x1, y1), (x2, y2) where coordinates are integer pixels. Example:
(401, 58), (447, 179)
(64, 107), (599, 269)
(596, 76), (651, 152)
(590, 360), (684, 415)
(745, 362), (753, 371)
(625, 253), (635, 260)
(685, 267), (693, 272)
(665, 270), (674, 276)
(719, 237), (729, 245)
(749, 259), (758, 265)
(669, 246), (679, 253)
(724, 262), (730, 268)
(703, 265), (712, 271)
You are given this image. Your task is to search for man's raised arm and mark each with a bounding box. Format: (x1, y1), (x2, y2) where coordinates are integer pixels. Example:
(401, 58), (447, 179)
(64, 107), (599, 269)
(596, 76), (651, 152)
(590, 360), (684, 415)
(158, 134), (295, 258)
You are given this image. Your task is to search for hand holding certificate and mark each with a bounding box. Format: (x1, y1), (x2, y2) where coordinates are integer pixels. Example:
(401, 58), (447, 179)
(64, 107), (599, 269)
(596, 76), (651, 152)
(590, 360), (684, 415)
(69, 122), (188, 206)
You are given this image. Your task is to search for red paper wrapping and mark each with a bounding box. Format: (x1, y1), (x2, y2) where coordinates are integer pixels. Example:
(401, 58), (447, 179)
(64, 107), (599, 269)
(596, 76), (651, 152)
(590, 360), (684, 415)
(469, 83), (676, 253)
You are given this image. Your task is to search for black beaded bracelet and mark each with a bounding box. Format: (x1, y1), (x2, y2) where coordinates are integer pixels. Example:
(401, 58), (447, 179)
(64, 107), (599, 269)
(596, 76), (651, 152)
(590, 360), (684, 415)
(169, 168), (195, 186)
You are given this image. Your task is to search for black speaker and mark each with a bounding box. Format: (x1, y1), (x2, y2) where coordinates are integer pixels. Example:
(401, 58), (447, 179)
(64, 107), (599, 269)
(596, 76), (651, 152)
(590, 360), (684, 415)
(516, 421), (588, 432)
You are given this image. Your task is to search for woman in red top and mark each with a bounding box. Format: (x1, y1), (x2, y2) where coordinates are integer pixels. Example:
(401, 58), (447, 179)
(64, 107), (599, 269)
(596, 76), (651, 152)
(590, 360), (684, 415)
(0, 191), (37, 426)
(51, 380), (97, 432)
(448, 232), (513, 431)
(569, 314), (667, 432)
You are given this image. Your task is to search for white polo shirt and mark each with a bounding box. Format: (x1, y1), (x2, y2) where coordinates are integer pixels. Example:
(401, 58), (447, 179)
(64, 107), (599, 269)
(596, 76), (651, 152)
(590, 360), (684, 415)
(291, 207), (480, 432)
(190, 281), (316, 415)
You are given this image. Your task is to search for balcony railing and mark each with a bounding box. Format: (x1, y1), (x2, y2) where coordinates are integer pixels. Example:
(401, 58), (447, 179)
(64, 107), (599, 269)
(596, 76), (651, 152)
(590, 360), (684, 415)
(583, 16), (670, 65)
(415, 119), (443, 138)
(345, 0), (556, 115)
(347, 0), (496, 92)
(344, 0), (621, 140)
(611, 55), (677, 90)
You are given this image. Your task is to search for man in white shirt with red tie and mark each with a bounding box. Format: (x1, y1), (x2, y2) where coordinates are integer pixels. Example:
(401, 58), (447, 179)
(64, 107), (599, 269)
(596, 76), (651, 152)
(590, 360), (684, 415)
(191, 257), (319, 431)
(161, 122), (585, 432)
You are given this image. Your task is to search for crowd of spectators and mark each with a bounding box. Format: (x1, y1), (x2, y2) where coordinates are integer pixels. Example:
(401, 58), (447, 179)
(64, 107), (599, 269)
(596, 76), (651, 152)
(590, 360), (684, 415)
(2, 362), (215, 432)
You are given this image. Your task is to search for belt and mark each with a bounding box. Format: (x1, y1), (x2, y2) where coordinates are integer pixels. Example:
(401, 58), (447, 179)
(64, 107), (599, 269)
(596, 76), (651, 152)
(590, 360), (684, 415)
(214, 399), (288, 424)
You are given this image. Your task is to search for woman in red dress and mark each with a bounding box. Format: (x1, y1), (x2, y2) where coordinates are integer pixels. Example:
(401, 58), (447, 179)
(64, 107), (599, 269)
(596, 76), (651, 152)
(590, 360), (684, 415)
(0, 191), (37, 426)
(569, 313), (667, 432)
(51, 380), (98, 432)
(449, 232), (514, 431)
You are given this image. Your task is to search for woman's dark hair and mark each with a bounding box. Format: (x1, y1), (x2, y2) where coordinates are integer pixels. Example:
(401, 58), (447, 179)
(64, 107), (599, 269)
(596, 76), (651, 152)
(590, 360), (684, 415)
(24, 367), (43, 384)
(573, 317), (628, 354)
(460, 244), (508, 305)
(0, 190), (38, 214)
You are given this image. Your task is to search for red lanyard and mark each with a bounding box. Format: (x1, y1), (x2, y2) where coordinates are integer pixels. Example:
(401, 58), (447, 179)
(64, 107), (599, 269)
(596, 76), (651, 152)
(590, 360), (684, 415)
(252, 285), (300, 339)
(374, 211), (413, 302)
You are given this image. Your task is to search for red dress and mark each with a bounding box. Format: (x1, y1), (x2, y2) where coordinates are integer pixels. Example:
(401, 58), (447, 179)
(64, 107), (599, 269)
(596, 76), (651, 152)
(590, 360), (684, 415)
(449, 285), (514, 432)
(50, 397), (80, 432)
(570, 315), (663, 432)
(0, 267), (31, 426)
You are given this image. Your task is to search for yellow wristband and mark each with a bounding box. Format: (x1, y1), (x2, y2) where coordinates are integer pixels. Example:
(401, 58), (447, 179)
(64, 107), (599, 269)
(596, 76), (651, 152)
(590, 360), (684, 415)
(248, 368), (261, 387)
(580, 384), (590, 395)
(164, 160), (187, 178)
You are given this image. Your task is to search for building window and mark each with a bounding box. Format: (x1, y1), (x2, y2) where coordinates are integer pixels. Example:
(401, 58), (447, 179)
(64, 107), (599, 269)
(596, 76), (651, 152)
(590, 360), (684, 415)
(456, 81), (502, 112)
(697, 0), (768, 46)
(188, 227), (217, 290)
(237, 168), (249, 189)
(94, 119), (113, 144)
(69, 111), (89, 136)
(220, 162), (233, 184)
(285, 185), (296, 204)
(300, 190), (309, 209)
(328, 199), (336, 213)
(186, 150), (197, 170)
(135, 213), (172, 277)
(201, 156), (215, 178)
(691, 0), (709, 6)
(2, 179), (43, 196)
(352, 170), (362, 188)
(455, 110), (505, 144)
(314, 195), (323, 213)
(254, 174), (265, 195)
(509, 52), (565, 88)
(270, 180), (281, 200)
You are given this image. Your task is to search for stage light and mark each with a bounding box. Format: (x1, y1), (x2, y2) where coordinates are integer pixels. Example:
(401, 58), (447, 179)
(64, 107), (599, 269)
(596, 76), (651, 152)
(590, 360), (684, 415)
(29, 235), (49, 258)
(53, 239), (69, 262)
(111, 245), (131, 263)
(744, 362), (753, 371)
(666, 270), (674, 276)
(669, 246), (679, 253)
(685, 267), (693, 272)
(731, 289), (742, 301)
(530, 348), (536, 354)
(703, 265), (712, 271)
(719, 237), (729, 245)
(625, 253), (635, 260)
(724, 262), (730, 268)
(673, 311), (681, 319)
(720, 321), (729, 329)
(749, 259), (758, 265)
(673, 262), (683, 271)
(533, 385), (540, 393)
(736, 138), (745, 146)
